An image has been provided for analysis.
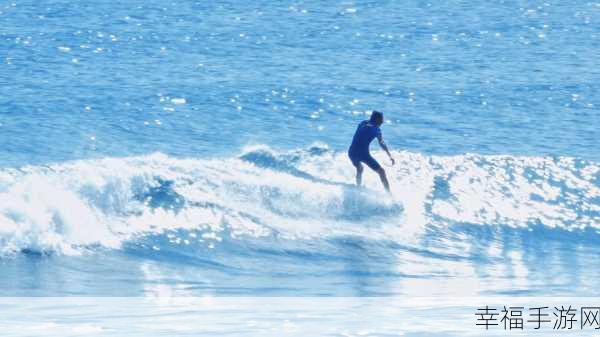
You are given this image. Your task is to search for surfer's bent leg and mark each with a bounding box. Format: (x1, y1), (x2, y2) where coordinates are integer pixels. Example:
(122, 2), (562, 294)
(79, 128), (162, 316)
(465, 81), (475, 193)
(350, 161), (363, 187)
(376, 167), (390, 193)
(355, 163), (364, 187)
(349, 152), (364, 187)
(364, 154), (390, 193)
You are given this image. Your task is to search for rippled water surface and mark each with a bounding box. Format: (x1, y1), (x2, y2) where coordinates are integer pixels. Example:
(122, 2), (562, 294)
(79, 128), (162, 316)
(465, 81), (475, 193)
(0, 0), (599, 300)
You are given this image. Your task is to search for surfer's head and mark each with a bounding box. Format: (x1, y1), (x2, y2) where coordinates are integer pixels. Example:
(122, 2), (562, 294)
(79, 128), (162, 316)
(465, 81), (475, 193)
(369, 110), (384, 126)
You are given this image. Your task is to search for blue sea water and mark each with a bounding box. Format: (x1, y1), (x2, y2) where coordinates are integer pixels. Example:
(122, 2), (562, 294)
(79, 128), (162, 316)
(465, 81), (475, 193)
(1, 0), (599, 307)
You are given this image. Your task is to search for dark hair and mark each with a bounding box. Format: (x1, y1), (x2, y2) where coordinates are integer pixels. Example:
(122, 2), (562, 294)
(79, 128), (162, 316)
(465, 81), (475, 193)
(369, 110), (383, 123)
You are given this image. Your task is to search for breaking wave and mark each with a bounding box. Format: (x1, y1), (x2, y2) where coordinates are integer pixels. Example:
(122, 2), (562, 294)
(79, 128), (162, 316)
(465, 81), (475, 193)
(0, 144), (598, 255)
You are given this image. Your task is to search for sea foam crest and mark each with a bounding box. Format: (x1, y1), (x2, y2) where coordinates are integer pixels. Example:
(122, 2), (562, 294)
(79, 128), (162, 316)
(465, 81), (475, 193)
(0, 146), (598, 255)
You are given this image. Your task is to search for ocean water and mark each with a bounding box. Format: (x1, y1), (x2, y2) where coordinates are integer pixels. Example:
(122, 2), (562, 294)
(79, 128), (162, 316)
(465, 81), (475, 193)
(1, 0), (599, 334)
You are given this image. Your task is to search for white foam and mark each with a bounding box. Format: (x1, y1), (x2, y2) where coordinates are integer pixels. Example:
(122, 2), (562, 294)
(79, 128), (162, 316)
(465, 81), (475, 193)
(0, 147), (598, 255)
(170, 98), (186, 105)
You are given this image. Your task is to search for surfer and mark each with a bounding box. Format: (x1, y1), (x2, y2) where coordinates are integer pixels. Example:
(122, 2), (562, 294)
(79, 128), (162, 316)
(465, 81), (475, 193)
(348, 111), (395, 193)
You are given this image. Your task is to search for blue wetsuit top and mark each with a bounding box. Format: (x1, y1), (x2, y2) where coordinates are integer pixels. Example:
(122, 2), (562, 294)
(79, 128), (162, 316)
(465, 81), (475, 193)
(348, 120), (382, 170)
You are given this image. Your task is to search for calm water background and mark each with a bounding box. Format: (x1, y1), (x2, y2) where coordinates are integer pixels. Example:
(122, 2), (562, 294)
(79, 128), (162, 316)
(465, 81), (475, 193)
(1, 0), (598, 167)
(0, 0), (599, 305)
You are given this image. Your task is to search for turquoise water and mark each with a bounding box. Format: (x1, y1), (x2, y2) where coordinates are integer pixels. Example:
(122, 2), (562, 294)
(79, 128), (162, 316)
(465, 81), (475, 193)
(1, 0), (599, 303)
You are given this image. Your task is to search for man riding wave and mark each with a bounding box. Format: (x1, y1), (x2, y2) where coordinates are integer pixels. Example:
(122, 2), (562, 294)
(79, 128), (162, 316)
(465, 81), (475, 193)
(348, 111), (394, 193)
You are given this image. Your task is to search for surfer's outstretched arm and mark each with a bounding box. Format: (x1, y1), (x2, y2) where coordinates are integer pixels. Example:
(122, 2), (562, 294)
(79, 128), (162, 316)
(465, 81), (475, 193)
(377, 134), (395, 165)
(375, 134), (392, 193)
